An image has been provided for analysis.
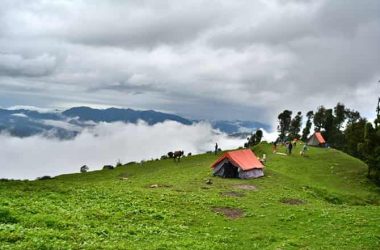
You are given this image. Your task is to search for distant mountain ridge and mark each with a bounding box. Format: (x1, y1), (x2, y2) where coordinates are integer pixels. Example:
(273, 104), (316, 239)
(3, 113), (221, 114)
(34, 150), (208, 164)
(211, 120), (270, 134)
(62, 107), (192, 125)
(0, 107), (270, 138)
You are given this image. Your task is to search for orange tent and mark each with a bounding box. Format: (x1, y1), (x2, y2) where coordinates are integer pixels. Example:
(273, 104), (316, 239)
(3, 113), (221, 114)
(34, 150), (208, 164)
(211, 149), (264, 179)
(308, 132), (326, 146)
(314, 132), (326, 143)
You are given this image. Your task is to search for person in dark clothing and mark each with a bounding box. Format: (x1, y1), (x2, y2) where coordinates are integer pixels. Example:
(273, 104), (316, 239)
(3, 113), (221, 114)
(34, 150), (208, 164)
(215, 143), (218, 155)
(272, 141), (277, 153)
(288, 142), (293, 155)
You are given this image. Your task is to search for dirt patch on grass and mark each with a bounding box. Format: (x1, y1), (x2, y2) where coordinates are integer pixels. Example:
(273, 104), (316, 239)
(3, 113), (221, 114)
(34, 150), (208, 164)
(212, 207), (244, 219)
(147, 184), (173, 188)
(280, 198), (305, 205)
(234, 184), (257, 190)
(221, 191), (245, 197)
(118, 173), (132, 179)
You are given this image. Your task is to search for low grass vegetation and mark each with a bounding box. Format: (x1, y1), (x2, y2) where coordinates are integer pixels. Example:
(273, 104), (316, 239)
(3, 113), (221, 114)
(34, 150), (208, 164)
(0, 143), (379, 249)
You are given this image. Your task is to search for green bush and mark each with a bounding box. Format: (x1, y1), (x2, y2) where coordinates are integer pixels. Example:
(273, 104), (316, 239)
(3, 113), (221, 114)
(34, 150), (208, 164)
(0, 208), (18, 224)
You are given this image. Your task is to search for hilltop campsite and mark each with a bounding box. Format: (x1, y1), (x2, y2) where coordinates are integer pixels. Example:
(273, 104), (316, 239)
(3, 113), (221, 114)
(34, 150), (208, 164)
(1, 103), (380, 249)
(1, 1), (380, 249)
(1, 143), (379, 249)
(1, 101), (380, 249)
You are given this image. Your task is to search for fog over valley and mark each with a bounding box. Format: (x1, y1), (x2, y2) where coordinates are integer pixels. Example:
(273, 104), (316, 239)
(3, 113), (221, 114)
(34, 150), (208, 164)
(0, 121), (277, 180)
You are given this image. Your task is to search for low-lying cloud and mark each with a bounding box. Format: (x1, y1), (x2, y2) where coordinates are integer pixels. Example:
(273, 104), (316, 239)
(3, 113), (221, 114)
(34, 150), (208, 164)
(0, 121), (267, 180)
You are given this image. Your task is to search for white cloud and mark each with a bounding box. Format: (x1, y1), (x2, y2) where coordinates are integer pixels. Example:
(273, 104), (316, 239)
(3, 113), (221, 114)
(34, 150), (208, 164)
(7, 105), (56, 113)
(40, 119), (82, 131)
(262, 129), (279, 142)
(0, 53), (57, 77)
(0, 121), (245, 180)
(10, 113), (27, 118)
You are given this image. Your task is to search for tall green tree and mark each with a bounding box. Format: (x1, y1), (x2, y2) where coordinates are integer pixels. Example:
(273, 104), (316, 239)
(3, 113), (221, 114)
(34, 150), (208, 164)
(313, 106), (326, 131)
(245, 129), (263, 148)
(358, 122), (380, 181)
(277, 110), (292, 141)
(301, 111), (314, 141)
(328, 103), (347, 148)
(344, 118), (366, 158)
(333, 103), (346, 129)
(289, 111), (302, 140)
(255, 129), (263, 143)
(322, 109), (335, 142)
(358, 90), (380, 183)
(345, 109), (361, 126)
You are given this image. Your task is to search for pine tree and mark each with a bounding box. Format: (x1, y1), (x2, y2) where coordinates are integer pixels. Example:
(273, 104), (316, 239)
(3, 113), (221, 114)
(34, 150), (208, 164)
(358, 123), (380, 181)
(277, 110), (292, 141)
(301, 111), (314, 141)
(289, 111), (302, 140)
(344, 118), (366, 158)
(245, 129), (263, 148)
(358, 84), (380, 183)
(313, 106), (326, 131)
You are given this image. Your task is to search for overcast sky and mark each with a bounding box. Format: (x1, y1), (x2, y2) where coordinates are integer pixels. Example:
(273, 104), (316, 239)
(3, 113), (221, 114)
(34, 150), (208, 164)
(1, 0), (379, 124)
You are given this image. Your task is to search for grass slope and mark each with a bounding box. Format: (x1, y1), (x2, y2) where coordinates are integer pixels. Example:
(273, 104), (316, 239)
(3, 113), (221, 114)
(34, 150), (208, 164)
(0, 143), (379, 249)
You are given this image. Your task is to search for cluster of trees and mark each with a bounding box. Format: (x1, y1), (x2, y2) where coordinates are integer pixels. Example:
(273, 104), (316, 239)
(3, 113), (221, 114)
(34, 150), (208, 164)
(277, 102), (380, 183)
(277, 110), (304, 141)
(359, 117), (380, 181)
(244, 129), (263, 148)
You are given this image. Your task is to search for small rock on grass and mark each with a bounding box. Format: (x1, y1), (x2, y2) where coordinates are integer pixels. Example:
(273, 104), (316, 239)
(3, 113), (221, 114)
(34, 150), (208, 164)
(205, 179), (213, 185)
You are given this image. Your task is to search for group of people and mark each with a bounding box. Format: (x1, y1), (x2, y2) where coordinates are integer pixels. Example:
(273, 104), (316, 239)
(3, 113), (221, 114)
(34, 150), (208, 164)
(272, 140), (308, 156)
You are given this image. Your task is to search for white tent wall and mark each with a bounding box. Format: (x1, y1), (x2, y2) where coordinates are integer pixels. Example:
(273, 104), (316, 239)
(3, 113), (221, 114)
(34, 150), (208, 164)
(213, 159), (229, 177)
(213, 158), (264, 179)
(308, 135), (319, 146)
(238, 168), (264, 179)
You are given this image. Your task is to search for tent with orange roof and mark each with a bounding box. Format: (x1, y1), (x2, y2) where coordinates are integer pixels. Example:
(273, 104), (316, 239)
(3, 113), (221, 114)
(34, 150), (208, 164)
(307, 132), (326, 147)
(211, 149), (264, 179)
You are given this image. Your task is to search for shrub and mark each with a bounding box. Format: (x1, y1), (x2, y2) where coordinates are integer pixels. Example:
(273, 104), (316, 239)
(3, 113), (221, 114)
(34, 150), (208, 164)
(80, 165), (89, 173)
(102, 165), (114, 170)
(37, 176), (53, 180)
(0, 208), (18, 224)
(125, 161), (136, 166)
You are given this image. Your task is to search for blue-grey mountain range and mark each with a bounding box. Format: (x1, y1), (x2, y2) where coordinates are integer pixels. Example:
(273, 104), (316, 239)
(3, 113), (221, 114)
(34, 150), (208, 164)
(0, 107), (270, 139)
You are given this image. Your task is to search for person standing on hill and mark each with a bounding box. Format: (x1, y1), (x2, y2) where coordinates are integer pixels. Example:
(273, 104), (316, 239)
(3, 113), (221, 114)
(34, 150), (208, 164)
(215, 143), (218, 155)
(272, 141), (277, 153)
(285, 141), (289, 154)
(288, 141), (293, 155)
(301, 144), (308, 156)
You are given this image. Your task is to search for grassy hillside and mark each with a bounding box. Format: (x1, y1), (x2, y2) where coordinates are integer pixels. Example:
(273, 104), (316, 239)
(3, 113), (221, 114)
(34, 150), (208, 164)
(0, 143), (379, 249)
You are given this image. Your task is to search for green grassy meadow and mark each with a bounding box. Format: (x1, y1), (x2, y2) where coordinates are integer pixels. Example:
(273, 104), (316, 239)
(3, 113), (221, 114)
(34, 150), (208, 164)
(0, 143), (379, 249)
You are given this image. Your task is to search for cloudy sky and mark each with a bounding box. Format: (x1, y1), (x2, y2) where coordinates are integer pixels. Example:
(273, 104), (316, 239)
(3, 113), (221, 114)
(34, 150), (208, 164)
(1, 0), (379, 124)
